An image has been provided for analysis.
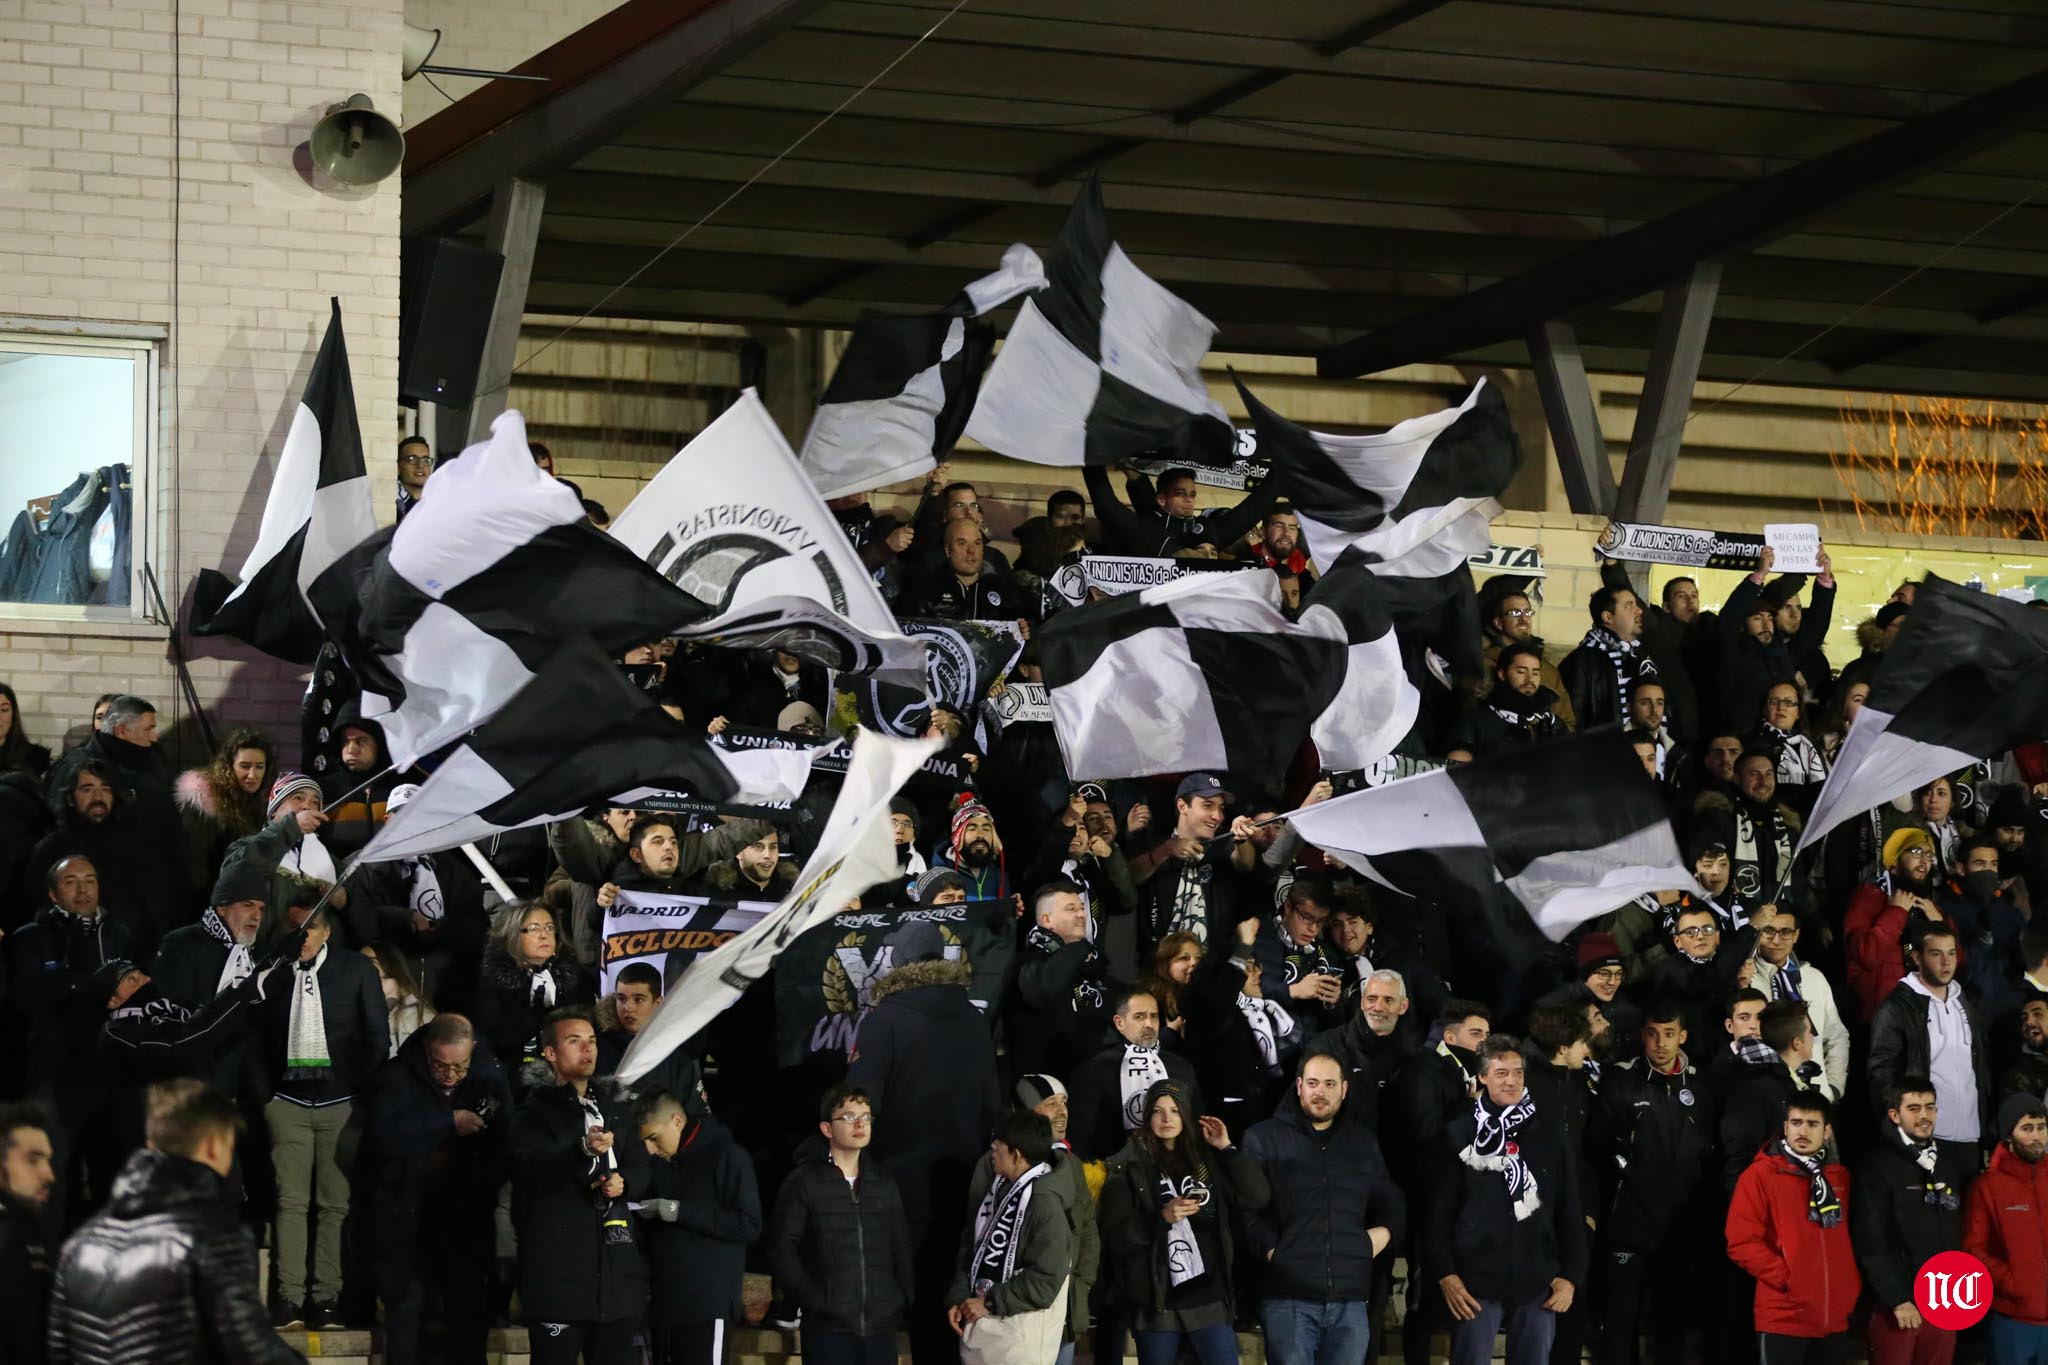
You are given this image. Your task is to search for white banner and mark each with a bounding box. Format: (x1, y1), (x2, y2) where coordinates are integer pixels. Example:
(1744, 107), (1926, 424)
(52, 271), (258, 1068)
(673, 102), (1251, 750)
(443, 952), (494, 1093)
(616, 730), (941, 1085)
(609, 390), (924, 685)
(599, 891), (776, 995)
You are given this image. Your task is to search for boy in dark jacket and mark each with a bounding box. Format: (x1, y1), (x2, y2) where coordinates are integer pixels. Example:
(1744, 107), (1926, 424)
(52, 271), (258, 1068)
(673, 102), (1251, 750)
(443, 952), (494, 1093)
(947, 1109), (1074, 1365)
(508, 1007), (650, 1365)
(1243, 1049), (1405, 1365)
(1724, 1093), (1860, 1360)
(765, 1083), (916, 1365)
(635, 1089), (763, 1365)
(1851, 1078), (1969, 1365)
(1424, 1035), (1586, 1365)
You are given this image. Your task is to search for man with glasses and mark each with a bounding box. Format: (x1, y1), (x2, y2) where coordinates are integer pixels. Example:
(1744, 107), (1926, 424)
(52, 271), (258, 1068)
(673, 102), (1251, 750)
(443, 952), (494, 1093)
(1747, 903), (1851, 1099)
(1254, 872), (1346, 1038)
(1475, 585), (1576, 730)
(765, 1084), (915, 1365)
(396, 436), (433, 520)
(365, 1012), (511, 1365)
(1643, 904), (1756, 1053)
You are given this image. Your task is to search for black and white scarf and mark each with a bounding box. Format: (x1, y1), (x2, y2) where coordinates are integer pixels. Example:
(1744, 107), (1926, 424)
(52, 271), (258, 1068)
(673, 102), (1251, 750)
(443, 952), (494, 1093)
(1578, 624), (1654, 722)
(1775, 1140), (1841, 1227)
(1770, 954), (1805, 1003)
(1731, 802), (1792, 901)
(1235, 986), (1295, 1071)
(1897, 1128), (1959, 1210)
(1119, 1044), (1169, 1129)
(1732, 1035), (1778, 1068)
(529, 965), (558, 1008)
(1158, 1172), (1210, 1287)
(1760, 723), (1828, 788)
(199, 906), (256, 996)
(284, 945), (332, 1082)
(1026, 924), (1105, 1014)
(970, 1161), (1051, 1295)
(402, 856), (444, 921)
(1461, 1090), (1542, 1221)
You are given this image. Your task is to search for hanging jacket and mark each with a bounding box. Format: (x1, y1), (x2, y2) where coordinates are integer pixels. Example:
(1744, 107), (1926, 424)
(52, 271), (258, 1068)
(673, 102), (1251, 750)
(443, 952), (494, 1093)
(23, 470), (104, 606)
(1724, 1145), (1860, 1339)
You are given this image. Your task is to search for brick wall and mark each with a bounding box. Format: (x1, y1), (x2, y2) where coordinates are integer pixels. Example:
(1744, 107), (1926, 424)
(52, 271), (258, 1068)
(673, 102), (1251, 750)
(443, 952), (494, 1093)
(400, 0), (617, 126)
(0, 0), (403, 764)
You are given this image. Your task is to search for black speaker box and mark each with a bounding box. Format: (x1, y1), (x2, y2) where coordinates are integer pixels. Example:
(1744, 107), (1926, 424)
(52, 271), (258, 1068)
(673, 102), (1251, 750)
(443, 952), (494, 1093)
(399, 236), (505, 406)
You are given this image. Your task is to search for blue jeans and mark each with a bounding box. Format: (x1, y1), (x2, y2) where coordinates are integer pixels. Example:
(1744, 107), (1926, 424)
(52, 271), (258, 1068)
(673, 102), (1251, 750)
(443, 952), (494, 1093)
(1134, 1321), (1239, 1365)
(1261, 1299), (1372, 1365)
(1989, 1314), (2048, 1365)
(1449, 1297), (1555, 1365)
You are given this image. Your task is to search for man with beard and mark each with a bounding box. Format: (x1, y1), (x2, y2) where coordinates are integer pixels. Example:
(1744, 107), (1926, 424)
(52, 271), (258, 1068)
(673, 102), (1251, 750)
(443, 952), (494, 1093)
(0, 1105), (56, 1365)
(78, 697), (186, 926)
(1473, 581), (1575, 729)
(1249, 504), (1314, 577)
(1596, 1003), (1718, 1365)
(1127, 774), (1258, 956)
(1694, 750), (1802, 908)
(1598, 559), (1703, 744)
(1851, 1079), (1970, 1365)
(1558, 582), (1654, 728)
(1070, 987), (1199, 1162)
(1747, 902), (1852, 1098)
(1940, 837), (2025, 1005)
(1627, 679), (1688, 787)
(151, 845), (285, 1102)
(1712, 546), (1836, 733)
(1243, 1050), (1404, 1365)
(1574, 934), (1642, 1060)
(1459, 644), (1569, 757)
(1010, 880), (1111, 1083)
(1998, 990), (2048, 1099)
(16, 758), (174, 949)
(1962, 1094), (2048, 1363)
(846, 921), (1003, 1365)
(595, 812), (777, 905)
(1309, 968), (1421, 1132)
(1870, 925), (1993, 1171)
(1846, 829), (1950, 1023)
(935, 801), (1012, 901)
(1387, 1003), (1489, 1365)
(1690, 731), (1747, 810)
(509, 1008), (650, 1365)
(1724, 1095), (1859, 1362)
(1251, 872), (1346, 1040)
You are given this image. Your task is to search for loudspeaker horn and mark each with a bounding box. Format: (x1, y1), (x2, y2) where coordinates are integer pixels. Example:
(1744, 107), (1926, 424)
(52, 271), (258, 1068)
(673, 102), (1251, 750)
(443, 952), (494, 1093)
(402, 25), (442, 80)
(309, 95), (403, 186)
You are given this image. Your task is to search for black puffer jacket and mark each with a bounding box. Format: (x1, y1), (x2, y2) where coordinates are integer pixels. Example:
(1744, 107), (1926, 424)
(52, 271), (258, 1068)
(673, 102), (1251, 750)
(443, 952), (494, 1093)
(46, 1149), (298, 1365)
(1242, 1099), (1405, 1304)
(765, 1155), (916, 1338)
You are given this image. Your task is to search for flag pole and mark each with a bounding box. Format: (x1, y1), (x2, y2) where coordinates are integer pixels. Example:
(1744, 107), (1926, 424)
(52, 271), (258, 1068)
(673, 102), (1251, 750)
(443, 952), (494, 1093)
(288, 762), (396, 936)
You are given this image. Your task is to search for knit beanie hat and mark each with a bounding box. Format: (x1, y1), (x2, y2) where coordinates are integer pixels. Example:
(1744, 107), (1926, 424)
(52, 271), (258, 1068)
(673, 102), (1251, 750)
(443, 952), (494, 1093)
(1016, 1074), (1068, 1108)
(1997, 1091), (2047, 1141)
(267, 771), (322, 820)
(1577, 931), (1623, 976)
(1882, 827), (1935, 870)
(87, 957), (141, 1005)
(911, 867), (972, 905)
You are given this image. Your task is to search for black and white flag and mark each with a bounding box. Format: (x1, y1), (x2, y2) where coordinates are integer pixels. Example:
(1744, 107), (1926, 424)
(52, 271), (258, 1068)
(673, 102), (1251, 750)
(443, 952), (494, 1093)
(355, 636), (812, 864)
(1037, 560), (1416, 780)
(854, 617), (1025, 739)
(965, 176), (1235, 467)
(1800, 574), (2048, 852)
(1237, 375), (1519, 582)
(1286, 727), (1703, 941)
(190, 299), (374, 664)
(801, 244), (1045, 500)
(611, 390), (925, 686)
(306, 408), (714, 768)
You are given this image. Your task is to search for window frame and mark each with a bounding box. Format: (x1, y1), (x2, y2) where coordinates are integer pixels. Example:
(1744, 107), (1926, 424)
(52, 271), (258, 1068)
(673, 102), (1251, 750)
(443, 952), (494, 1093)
(0, 321), (163, 630)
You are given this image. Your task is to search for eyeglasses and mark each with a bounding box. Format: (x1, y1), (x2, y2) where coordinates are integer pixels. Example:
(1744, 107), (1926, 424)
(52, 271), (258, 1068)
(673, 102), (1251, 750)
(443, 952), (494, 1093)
(520, 923), (556, 936)
(1588, 967), (1624, 982)
(428, 1059), (470, 1078)
(398, 453), (435, 467)
(830, 1112), (873, 1126)
(1675, 926), (1719, 940)
(1500, 608), (1534, 620)
(1757, 927), (1799, 939)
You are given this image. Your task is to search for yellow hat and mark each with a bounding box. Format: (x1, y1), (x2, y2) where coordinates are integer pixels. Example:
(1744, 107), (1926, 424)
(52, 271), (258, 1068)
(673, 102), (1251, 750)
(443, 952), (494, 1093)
(1882, 827), (1934, 870)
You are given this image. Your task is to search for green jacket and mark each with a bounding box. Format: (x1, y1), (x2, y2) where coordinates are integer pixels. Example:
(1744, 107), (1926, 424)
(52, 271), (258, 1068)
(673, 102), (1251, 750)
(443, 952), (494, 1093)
(949, 1153), (1078, 1319)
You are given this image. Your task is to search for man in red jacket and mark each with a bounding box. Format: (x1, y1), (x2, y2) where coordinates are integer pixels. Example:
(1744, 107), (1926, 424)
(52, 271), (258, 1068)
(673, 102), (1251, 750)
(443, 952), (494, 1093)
(1726, 1093), (1861, 1364)
(1963, 1092), (2048, 1365)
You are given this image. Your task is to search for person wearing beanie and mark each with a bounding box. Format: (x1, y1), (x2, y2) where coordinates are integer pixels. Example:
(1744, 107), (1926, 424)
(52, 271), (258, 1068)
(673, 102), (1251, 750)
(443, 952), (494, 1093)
(847, 915), (1001, 1365)
(1725, 1093), (1859, 1356)
(912, 867), (974, 906)
(1575, 932), (1643, 1060)
(936, 800), (1010, 902)
(1962, 1093), (2048, 1361)
(1007, 1073), (1100, 1359)
(264, 772), (344, 900)
(1845, 827), (1950, 1023)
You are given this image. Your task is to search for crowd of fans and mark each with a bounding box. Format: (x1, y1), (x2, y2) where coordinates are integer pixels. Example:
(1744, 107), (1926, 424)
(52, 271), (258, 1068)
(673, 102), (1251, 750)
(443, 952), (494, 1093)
(1, 448), (2047, 1365)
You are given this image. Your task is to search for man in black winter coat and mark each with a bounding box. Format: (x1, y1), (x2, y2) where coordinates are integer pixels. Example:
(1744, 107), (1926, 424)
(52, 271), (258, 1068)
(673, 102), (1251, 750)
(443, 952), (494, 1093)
(46, 1079), (299, 1365)
(845, 921), (1001, 1365)
(1594, 1003), (1719, 1365)
(1424, 1036), (1586, 1365)
(634, 1090), (763, 1365)
(364, 1014), (511, 1365)
(765, 1083), (916, 1365)
(1243, 1050), (1405, 1365)
(0, 1105), (56, 1365)
(16, 759), (173, 948)
(1718, 1000), (1825, 1196)
(1083, 462), (1279, 558)
(509, 1007), (651, 1365)
(1710, 548), (1836, 733)
(592, 812), (779, 906)
(1309, 968), (1423, 1132)
(1069, 986), (1199, 1162)
(1851, 1077), (1971, 1365)
(1008, 878), (1112, 1082)
(1249, 872), (1347, 1041)
(76, 698), (186, 946)
(1385, 1003), (1489, 1365)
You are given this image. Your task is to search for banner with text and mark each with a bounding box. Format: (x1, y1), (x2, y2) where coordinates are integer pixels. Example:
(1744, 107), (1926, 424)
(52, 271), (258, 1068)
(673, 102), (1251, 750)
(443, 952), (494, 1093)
(600, 890), (778, 995)
(771, 898), (1018, 1067)
(1595, 520), (1767, 571)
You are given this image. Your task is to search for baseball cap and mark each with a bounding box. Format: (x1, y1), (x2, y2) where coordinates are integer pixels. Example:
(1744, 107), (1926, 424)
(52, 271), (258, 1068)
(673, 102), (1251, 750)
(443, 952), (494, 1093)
(1176, 773), (1232, 801)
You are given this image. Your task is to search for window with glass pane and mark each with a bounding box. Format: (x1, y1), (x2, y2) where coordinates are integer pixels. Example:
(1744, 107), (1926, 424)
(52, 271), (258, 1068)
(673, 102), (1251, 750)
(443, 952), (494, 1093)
(0, 340), (152, 612)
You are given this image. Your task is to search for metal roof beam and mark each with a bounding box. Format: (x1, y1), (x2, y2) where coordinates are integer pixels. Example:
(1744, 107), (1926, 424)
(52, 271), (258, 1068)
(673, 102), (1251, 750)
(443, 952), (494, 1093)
(1316, 65), (2048, 377)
